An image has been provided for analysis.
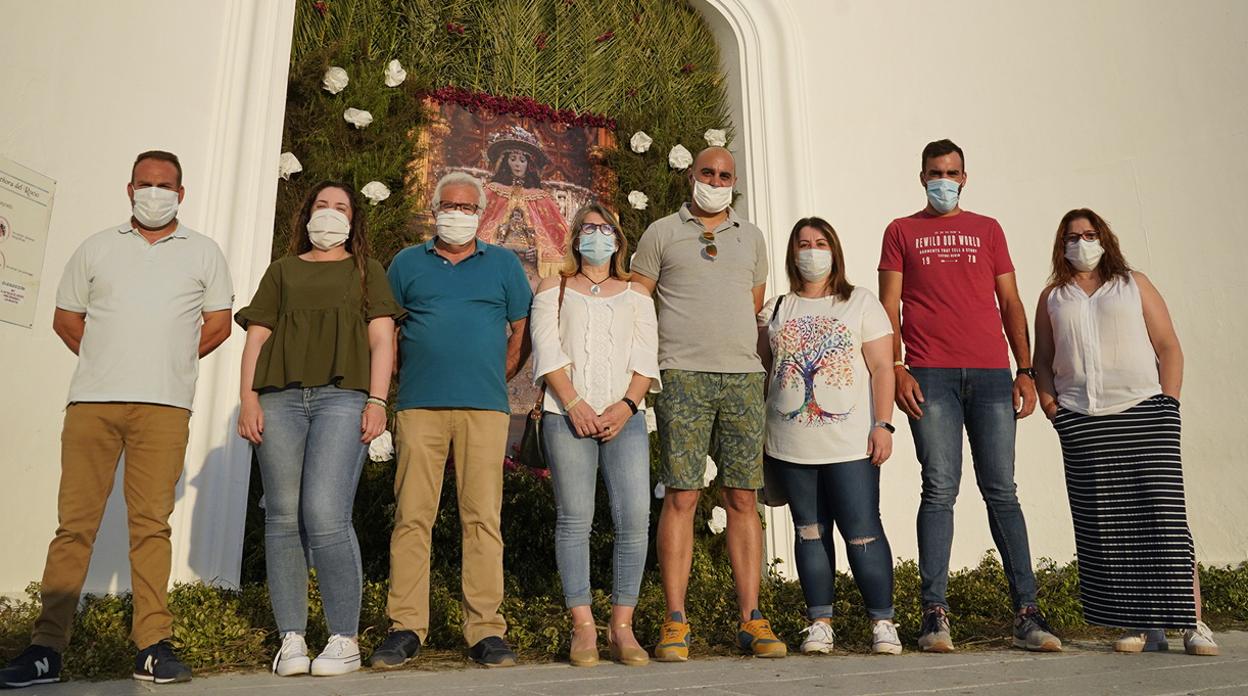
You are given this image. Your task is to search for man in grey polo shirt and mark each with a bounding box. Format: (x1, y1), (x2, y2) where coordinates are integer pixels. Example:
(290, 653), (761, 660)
(0, 151), (233, 689)
(631, 146), (785, 660)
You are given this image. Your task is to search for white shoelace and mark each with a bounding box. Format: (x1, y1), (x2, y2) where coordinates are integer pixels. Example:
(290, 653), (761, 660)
(873, 621), (900, 644)
(801, 621), (835, 645)
(279, 632), (307, 658)
(320, 635), (359, 659)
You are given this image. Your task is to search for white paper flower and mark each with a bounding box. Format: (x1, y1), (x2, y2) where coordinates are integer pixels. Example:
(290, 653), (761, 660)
(344, 107), (374, 129)
(629, 130), (653, 153)
(708, 506), (728, 535)
(627, 190), (649, 210)
(703, 128), (727, 147)
(703, 456), (718, 487)
(384, 59), (407, 87)
(322, 66), (349, 94)
(361, 181), (391, 205)
(278, 152), (302, 180)
(668, 144), (693, 170)
(368, 430), (395, 462)
(654, 482), (666, 499)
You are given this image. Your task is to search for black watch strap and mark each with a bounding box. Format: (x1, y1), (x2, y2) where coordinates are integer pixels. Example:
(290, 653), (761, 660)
(1016, 368), (1036, 379)
(621, 397), (639, 414)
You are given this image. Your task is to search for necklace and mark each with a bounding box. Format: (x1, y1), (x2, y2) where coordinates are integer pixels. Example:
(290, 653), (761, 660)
(580, 271), (609, 295)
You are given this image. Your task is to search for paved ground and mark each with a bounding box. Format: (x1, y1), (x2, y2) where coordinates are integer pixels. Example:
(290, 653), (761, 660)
(16, 632), (1247, 696)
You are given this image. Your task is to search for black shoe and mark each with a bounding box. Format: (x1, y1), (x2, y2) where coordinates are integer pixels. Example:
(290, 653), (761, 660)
(369, 630), (421, 669)
(0, 645), (61, 689)
(468, 636), (517, 668)
(133, 640), (192, 684)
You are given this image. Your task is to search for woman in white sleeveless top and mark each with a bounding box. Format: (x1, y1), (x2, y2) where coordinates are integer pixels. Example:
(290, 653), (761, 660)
(1033, 208), (1217, 656)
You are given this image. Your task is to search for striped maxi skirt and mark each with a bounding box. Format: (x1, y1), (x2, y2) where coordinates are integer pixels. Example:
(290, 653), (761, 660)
(1053, 394), (1197, 629)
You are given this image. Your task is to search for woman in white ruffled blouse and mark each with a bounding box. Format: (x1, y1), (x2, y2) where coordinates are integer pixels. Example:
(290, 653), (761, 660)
(530, 201), (660, 667)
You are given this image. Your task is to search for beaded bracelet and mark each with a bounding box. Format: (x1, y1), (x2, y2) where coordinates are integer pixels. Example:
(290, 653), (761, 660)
(565, 395), (583, 410)
(365, 397), (387, 409)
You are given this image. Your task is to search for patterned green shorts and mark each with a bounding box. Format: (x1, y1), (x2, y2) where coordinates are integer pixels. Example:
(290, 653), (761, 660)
(654, 370), (765, 490)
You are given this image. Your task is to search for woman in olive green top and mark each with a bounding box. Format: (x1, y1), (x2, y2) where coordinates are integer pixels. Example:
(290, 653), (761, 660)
(235, 181), (403, 677)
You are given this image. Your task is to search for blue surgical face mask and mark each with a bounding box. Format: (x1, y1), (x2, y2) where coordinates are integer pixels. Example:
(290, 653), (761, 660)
(925, 178), (960, 213)
(579, 233), (617, 266)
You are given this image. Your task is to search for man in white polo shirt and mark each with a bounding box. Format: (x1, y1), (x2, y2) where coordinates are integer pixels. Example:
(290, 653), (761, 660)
(0, 151), (233, 689)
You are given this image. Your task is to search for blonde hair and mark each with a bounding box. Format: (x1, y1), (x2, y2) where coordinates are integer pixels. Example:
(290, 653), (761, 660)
(562, 201), (631, 280)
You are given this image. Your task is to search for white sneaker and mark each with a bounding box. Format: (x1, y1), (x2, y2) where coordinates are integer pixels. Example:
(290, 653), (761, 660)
(872, 620), (903, 655)
(310, 635), (361, 676)
(799, 621), (836, 654)
(1183, 621), (1219, 656)
(272, 632), (310, 676)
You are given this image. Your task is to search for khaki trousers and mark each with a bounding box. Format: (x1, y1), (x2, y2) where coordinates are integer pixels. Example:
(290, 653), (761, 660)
(32, 403), (190, 652)
(387, 408), (509, 645)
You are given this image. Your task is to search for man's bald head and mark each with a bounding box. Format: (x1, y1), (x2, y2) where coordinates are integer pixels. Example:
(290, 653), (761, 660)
(691, 146), (736, 189)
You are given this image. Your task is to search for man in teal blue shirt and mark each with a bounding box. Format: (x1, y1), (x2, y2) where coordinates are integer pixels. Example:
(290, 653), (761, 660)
(373, 173), (532, 669)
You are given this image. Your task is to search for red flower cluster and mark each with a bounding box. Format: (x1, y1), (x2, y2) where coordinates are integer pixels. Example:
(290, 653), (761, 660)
(595, 30), (615, 43)
(681, 63), (696, 74)
(534, 32), (549, 51)
(446, 22), (466, 35)
(312, 0), (328, 16)
(428, 86), (617, 129)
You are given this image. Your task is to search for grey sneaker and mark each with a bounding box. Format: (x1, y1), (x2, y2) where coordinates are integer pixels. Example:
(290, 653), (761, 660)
(1183, 621), (1219, 656)
(1013, 606), (1062, 652)
(917, 607), (954, 653)
(1115, 629), (1168, 653)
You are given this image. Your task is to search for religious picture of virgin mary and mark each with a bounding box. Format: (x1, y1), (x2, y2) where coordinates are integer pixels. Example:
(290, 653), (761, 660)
(476, 125), (569, 282)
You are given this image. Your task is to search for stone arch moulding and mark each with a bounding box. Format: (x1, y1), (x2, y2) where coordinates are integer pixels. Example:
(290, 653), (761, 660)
(690, 0), (815, 580)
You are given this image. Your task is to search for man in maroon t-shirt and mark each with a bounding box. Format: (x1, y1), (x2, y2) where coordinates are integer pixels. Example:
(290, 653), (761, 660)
(878, 139), (1061, 654)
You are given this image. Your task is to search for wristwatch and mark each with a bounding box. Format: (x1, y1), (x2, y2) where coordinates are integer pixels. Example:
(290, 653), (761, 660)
(621, 397), (639, 414)
(1016, 368), (1036, 379)
(872, 420), (895, 433)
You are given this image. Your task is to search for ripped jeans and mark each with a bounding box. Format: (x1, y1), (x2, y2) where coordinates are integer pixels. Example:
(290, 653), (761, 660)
(767, 455), (894, 621)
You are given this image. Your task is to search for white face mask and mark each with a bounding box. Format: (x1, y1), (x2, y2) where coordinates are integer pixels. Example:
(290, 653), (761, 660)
(796, 248), (833, 281)
(1065, 238), (1105, 272)
(131, 186), (179, 228)
(306, 208), (351, 250)
(435, 211), (480, 246)
(692, 180), (733, 214)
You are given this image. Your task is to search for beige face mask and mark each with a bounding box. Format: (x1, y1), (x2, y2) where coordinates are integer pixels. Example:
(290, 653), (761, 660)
(307, 208), (350, 250)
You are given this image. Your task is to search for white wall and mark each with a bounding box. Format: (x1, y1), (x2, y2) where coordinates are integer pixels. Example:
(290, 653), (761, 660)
(710, 0), (1248, 573)
(0, 0), (293, 596)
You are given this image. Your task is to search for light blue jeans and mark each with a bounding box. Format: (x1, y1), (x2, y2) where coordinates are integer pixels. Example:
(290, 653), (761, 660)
(542, 411), (650, 607)
(255, 386), (368, 636)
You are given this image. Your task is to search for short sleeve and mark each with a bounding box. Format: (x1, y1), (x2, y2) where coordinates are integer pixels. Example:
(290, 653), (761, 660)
(55, 242), (91, 313)
(990, 219), (1015, 276)
(856, 288), (894, 343)
(234, 261), (281, 329)
(628, 290), (662, 390)
(529, 286), (571, 385)
(752, 228), (769, 285)
(201, 241), (235, 312)
(364, 258), (405, 322)
(630, 224), (663, 280)
(757, 294), (782, 328)
(878, 221), (905, 272)
(503, 254), (533, 322)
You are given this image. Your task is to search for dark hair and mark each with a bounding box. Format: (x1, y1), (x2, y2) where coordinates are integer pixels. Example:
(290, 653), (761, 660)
(490, 150), (542, 188)
(132, 150), (183, 186)
(784, 217), (853, 301)
(289, 181), (373, 313)
(921, 139), (965, 171)
(1047, 208), (1131, 288)
(562, 201), (630, 281)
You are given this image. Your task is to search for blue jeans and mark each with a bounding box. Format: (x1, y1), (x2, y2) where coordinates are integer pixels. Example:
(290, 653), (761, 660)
(255, 386), (368, 636)
(768, 456), (895, 621)
(542, 411), (650, 608)
(908, 368), (1037, 611)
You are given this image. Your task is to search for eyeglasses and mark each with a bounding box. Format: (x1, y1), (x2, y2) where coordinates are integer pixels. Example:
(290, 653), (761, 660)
(438, 202), (479, 214)
(1064, 231), (1100, 243)
(579, 223), (616, 237)
(700, 229), (718, 259)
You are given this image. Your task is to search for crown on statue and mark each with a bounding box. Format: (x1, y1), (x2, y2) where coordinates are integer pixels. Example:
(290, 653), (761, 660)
(486, 125), (551, 170)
